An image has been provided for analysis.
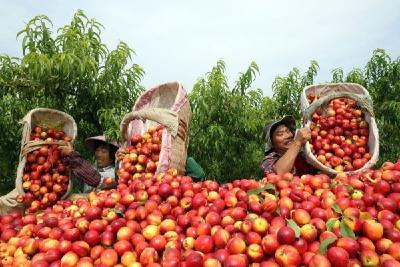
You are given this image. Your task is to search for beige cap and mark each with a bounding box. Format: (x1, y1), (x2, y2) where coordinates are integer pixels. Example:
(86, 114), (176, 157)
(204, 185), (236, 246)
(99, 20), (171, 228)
(84, 135), (120, 154)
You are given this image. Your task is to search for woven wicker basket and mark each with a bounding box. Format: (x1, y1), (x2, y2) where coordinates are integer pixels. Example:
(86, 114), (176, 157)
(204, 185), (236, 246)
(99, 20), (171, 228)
(301, 83), (379, 176)
(15, 108), (77, 199)
(120, 81), (192, 174)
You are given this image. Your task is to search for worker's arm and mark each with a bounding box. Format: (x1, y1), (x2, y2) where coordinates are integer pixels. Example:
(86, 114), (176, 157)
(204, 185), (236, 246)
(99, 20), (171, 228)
(273, 141), (303, 175)
(186, 157), (205, 180)
(60, 145), (101, 187)
(273, 128), (311, 175)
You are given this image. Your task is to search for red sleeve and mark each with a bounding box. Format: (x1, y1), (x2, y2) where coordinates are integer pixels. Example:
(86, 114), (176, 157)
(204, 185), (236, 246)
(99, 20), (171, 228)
(62, 151), (101, 187)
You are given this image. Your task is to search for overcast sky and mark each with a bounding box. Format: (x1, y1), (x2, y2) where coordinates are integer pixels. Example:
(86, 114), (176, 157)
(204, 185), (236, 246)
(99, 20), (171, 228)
(1, 1), (399, 96)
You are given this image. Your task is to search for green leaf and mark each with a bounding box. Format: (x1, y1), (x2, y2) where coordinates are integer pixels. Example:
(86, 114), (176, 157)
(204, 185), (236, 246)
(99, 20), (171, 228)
(246, 188), (263, 195)
(111, 208), (125, 217)
(319, 237), (337, 254)
(262, 183), (276, 191)
(326, 218), (338, 232)
(246, 184), (275, 196)
(344, 215), (356, 221)
(340, 220), (356, 239)
(331, 203), (343, 215)
(343, 184), (354, 194)
(286, 219), (301, 238)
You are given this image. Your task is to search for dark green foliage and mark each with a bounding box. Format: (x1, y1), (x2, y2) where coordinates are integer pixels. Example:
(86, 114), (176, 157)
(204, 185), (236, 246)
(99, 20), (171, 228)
(188, 60), (270, 182)
(271, 61), (319, 123)
(0, 11), (144, 193)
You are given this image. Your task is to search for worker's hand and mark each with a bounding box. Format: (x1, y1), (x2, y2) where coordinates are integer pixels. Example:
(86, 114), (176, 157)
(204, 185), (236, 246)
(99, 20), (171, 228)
(115, 148), (128, 162)
(59, 143), (74, 157)
(294, 127), (311, 146)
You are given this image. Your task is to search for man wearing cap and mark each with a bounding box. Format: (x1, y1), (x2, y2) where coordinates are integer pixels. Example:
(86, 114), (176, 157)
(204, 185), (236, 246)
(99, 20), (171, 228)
(60, 135), (119, 193)
(261, 116), (314, 176)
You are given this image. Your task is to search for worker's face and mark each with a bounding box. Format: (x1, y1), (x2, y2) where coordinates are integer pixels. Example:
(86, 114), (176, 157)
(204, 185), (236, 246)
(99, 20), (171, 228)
(95, 145), (113, 168)
(272, 124), (294, 153)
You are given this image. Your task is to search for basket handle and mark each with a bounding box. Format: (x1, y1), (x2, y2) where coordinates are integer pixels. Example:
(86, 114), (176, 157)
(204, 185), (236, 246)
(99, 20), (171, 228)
(120, 108), (179, 142)
(21, 140), (70, 158)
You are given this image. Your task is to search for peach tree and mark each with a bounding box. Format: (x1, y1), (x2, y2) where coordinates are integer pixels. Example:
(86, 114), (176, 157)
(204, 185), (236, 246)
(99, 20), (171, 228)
(0, 10), (144, 192)
(188, 60), (275, 182)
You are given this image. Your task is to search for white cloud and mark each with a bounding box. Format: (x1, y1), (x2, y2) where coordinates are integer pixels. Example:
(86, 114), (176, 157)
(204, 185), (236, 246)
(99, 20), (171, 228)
(1, 0), (399, 96)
